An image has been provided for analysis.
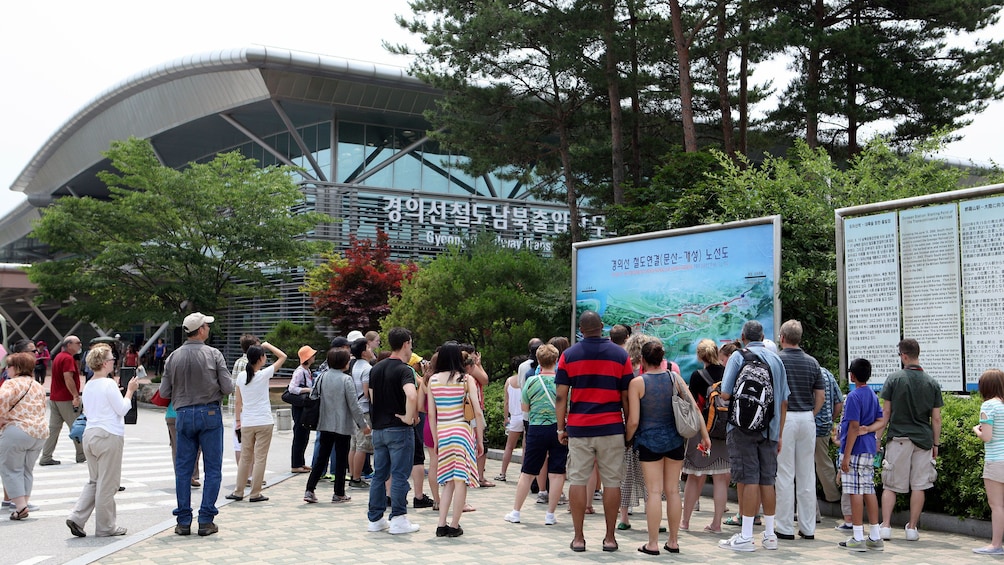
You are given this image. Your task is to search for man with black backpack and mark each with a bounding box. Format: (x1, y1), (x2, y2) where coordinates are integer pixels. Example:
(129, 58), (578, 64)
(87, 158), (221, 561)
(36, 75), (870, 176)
(718, 320), (790, 552)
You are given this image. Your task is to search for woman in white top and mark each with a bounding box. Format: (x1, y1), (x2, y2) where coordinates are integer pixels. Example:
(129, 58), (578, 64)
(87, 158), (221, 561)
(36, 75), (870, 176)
(66, 344), (139, 537)
(227, 341), (286, 502)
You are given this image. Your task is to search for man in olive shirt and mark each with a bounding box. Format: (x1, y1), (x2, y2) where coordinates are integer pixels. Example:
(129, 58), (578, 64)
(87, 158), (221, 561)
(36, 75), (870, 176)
(866, 338), (943, 542)
(160, 313), (233, 537)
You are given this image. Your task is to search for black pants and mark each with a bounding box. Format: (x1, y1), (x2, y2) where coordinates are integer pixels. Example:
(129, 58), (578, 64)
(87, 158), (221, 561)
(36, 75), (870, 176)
(306, 431), (350, 496)
(290, 405), (310, 468)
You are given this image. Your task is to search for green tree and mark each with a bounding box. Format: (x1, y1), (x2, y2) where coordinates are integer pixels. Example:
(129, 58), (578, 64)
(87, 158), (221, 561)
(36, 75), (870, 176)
(28, 137), (329, 327)
(263, 321), (330, 370)
(381, 234), (571, 379)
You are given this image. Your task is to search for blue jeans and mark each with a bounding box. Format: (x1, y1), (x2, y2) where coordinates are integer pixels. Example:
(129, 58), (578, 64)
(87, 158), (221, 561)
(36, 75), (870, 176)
(174, 403), (224, 526)
(367, 427), (414, 522)
(311, 431), (337, 473)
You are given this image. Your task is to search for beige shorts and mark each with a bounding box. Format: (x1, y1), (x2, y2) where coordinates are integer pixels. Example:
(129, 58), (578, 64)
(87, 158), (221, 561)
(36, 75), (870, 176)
(567, 434), (626, 486)
(350, 413), (373, 454)
(984, 460), (1004, 483)
(881, 437), (937, 493)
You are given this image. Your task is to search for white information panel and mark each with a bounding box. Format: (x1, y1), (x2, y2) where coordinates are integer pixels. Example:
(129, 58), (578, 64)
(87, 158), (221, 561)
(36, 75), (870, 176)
(844, 212), (901, 387)
(899, 204), (963, 390)
(961, 195), (1004, 388)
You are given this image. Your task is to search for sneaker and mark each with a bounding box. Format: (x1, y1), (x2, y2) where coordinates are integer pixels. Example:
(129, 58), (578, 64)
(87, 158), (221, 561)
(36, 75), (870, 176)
(321, 473), (336, 481)
(67, 519), (87, 538)
(304, 490), (318, 503)
(388, 515), (420, 535)
(545, 512), (557, 525)
(447, 525), (464, 537)
(866, 537), (885, 551)
(593, 490), (602, 501)
(197, 522), (218, 537)
(504, 510), (521, 523)
(762, 532), (778, 550)
(414, 494), (434, 509)
(834, 522), (853, 531)
(1, 500), (11, 509)
(879, 526), (891, 540)
(557, 493), (568, 506)
(367, 517), (390, 532)
(174, 524), (191, 536)
(536, 492), (548, 504)
(361, 473), (374, 480)
(905, 525), (919, 541)
(974, 546), (1004, 555)
(331, 494), (351, 503)
(839, 537), (867, 552)
(719, 533), (756, 552)
(39, 459), (61, 466)
(349, 478), (370, 489)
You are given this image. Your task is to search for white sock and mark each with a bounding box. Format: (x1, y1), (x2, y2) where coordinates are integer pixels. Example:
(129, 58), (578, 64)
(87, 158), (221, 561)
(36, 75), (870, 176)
(853, 525), (864, 541)
(763, 515), (775, 536)
(742, 515), (754, 540)
(869, 524), (881, 540)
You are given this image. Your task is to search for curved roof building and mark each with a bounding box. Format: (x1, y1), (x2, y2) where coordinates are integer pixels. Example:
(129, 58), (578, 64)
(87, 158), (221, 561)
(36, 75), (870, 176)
(0, 47), (600, 357)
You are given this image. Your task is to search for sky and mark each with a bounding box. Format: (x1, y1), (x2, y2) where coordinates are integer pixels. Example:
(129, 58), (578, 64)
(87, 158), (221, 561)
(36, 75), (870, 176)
(1, 1), (1001, 219)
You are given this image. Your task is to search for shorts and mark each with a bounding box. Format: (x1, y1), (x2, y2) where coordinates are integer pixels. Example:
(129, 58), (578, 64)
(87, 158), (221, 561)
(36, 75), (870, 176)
(984, 460), (1004, 483)
(881, 437), (936, 493)
(506, 418), (525, 434)
(413, 415), (426, 466)
(838, 452), (876, 495)
(350, 413), (373, 454)
(521, 423), (568, 475)
(727, 427), (778, 486)
(567, 434), (625, 486)
(637, 442), (685, 462)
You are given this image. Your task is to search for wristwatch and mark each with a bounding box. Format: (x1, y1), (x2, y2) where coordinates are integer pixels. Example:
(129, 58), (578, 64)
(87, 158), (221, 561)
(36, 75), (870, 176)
(557, 429), (565, 434)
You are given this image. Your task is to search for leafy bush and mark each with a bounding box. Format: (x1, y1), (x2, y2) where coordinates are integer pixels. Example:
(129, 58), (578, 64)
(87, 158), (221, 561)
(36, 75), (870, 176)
(482, 379), (507, 449)
(263, 321), (329, 375)
(929, 393), (988, 519)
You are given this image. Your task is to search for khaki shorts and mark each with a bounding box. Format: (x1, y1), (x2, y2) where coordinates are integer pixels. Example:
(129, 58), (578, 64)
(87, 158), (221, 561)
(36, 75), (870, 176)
(350, 413), (373, 454)
(984, 460), (1004, 483)
(567, 434), (626, 486)
(881, 437), (937, 493)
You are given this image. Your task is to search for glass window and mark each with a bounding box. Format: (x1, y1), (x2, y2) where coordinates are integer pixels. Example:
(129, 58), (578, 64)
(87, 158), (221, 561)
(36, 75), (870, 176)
(337, 122), (365, 182)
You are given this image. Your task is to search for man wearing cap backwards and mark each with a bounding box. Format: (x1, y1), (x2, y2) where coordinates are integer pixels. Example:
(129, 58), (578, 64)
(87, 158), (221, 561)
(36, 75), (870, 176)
(160, 313), (233, 537)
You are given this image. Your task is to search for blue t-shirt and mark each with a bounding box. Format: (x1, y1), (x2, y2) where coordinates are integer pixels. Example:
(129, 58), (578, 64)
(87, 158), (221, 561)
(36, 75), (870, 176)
(839, 385), (881, 456)
(980, 398), (1004, 462)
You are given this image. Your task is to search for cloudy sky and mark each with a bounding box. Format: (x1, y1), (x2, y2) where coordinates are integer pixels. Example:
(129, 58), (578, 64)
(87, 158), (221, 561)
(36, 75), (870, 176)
(1, 1), (1000, 219)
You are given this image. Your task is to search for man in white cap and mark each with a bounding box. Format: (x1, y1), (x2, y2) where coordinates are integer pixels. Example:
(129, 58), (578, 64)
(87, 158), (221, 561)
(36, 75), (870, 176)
(160, 312), (233, 537)
(347, 330), (365, 343)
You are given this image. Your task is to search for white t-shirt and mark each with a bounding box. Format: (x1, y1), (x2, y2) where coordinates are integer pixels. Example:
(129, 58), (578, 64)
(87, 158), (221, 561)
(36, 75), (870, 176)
(82, 377), (131, 436)
(237, 365), (275, 427)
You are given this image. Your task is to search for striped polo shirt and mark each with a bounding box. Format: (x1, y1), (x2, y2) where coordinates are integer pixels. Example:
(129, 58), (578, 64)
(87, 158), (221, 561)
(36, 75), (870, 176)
(555, 337), (633, 438)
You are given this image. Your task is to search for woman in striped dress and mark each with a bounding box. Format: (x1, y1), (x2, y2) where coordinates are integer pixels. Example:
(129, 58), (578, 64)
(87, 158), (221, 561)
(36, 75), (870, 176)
(428, 342), (485, 537)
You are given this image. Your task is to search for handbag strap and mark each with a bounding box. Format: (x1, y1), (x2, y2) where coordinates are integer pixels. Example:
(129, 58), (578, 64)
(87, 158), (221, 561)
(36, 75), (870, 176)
(8, 379), (31, 412)
(533, 374), (555, 408)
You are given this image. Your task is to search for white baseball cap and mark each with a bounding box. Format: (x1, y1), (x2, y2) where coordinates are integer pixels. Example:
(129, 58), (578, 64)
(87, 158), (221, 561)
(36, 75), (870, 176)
(347, 330), (365, 342)
(183, 312), (215, 332)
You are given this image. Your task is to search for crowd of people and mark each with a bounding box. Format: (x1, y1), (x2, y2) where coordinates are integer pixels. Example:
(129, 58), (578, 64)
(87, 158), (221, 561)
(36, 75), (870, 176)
(4, 311), (1004, 558)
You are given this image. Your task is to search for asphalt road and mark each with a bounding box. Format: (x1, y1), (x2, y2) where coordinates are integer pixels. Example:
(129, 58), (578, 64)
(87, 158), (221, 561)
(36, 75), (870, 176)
(3, 403), (300, 565)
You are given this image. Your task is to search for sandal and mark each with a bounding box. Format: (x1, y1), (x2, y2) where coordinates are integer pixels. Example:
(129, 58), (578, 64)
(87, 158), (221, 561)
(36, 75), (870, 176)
(584, 506), (595, 514)
(617, 522), (631, 530)
(479, 479), (496, 488)
(638, 545), (660, 556)
(494, 473), (507, 482)
(10, 507), (28, 521)
(433, 503), (440, 511)
(462, 503), (476, 512)
(703, 524), (722, 533)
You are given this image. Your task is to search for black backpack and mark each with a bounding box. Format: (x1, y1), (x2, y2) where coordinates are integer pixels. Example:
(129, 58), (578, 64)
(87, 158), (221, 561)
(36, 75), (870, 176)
(727, 349), (774, 433)
(696, 369), (729, 440)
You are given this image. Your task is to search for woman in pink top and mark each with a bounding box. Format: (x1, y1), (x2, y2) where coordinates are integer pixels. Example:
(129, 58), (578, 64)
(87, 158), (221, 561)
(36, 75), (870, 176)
(0, 352), (49, 520)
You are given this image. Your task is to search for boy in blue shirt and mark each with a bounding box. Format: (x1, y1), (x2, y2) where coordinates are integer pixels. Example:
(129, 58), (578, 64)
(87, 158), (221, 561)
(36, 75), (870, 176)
(837, 358), (884, 552)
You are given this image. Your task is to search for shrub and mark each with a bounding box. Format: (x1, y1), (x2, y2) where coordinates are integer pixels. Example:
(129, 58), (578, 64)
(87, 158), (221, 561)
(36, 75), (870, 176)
(929, 393), (987, 519)
(482, 379), (507, 449)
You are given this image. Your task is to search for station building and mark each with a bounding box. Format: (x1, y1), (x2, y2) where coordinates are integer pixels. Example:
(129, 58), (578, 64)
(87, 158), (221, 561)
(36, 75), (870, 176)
(0, 47), (605, 361)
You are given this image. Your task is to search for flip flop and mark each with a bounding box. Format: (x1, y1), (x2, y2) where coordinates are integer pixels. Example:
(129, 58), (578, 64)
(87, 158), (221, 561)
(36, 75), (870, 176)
(570, 540), (586, 552)
(704, 525), (722, 533)
(462, 503), (476, 512)
(638, 545), (660, 556)
(663, 543), (680, 553)
(584, 506), (596, 514)
(602, 540), (619, 552)
(617, 522), (631, 530)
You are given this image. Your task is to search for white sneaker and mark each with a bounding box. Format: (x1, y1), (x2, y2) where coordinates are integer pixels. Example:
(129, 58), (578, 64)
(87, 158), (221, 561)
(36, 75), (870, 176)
(545, 512), (557, 525)
(367, 517), (389, 532)
(879, 526), (891, 540)
(719, 533), (756, 552)
(504, 510), (521, 523)
(762, 532), (778, 550)
(905, 525), (919, 541)
(388, 515), (420, 535)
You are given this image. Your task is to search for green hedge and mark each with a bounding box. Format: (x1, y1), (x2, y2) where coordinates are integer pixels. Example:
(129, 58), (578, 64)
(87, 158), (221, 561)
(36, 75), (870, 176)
(928, 393), (987, 519)
(483, 379), (507, 449)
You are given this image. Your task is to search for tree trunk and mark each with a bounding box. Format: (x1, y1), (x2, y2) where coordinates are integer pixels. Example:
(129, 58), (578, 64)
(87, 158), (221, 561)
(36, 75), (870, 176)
(603, 0), (626, 204)
(558, 121), (582, 243)
(806, 0), (824, 149)
(715, 0), (734, 156)
(739, 4), (749, 156)
(628, 0), (642, 185)
(669, 0), (698, 152)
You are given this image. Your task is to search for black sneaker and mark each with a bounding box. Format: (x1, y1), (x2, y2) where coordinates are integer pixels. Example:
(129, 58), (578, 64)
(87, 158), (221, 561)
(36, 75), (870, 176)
(414, 494), (434, 509)
(175, 524), (191, 536)
(436, 525), (450, 537)
(40, 459), (61, 466)
(66, 519), (87, 538)
(198, 522), (218, 536)
(447, 525), (464, 537)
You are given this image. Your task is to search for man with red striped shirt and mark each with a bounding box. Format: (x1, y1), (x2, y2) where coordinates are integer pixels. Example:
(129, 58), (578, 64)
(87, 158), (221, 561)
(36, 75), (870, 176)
(555, 311), (633, 553)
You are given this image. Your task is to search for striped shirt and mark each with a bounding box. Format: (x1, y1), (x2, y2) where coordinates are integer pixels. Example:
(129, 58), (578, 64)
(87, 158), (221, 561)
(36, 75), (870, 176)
(555, 337), (632, 438)
(778, 346), (824, 412)
(981, 398), (1004, 462)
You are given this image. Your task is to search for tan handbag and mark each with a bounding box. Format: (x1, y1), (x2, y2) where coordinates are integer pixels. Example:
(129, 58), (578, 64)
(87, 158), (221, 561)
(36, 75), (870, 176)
(463, 378), (476, 421)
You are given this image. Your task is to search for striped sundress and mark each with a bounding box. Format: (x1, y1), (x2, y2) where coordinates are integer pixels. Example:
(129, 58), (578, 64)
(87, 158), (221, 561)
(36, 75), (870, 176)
(431, 376), (478, 486)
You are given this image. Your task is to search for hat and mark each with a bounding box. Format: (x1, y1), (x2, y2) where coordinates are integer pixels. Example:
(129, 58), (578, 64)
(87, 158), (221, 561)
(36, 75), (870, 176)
(182, 312), (215, 332)
(408, 353), (424, 370)
(298, 345), (318, 364)
(347, 330), (365, 342)
(330, 336), (350, 349)
(762, 338), (778, 354)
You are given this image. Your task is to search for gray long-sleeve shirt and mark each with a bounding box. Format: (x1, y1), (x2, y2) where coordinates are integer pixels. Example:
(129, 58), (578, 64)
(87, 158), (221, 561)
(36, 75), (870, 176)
(310, 369), (366, 436)
(160, 339), (233, 409)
